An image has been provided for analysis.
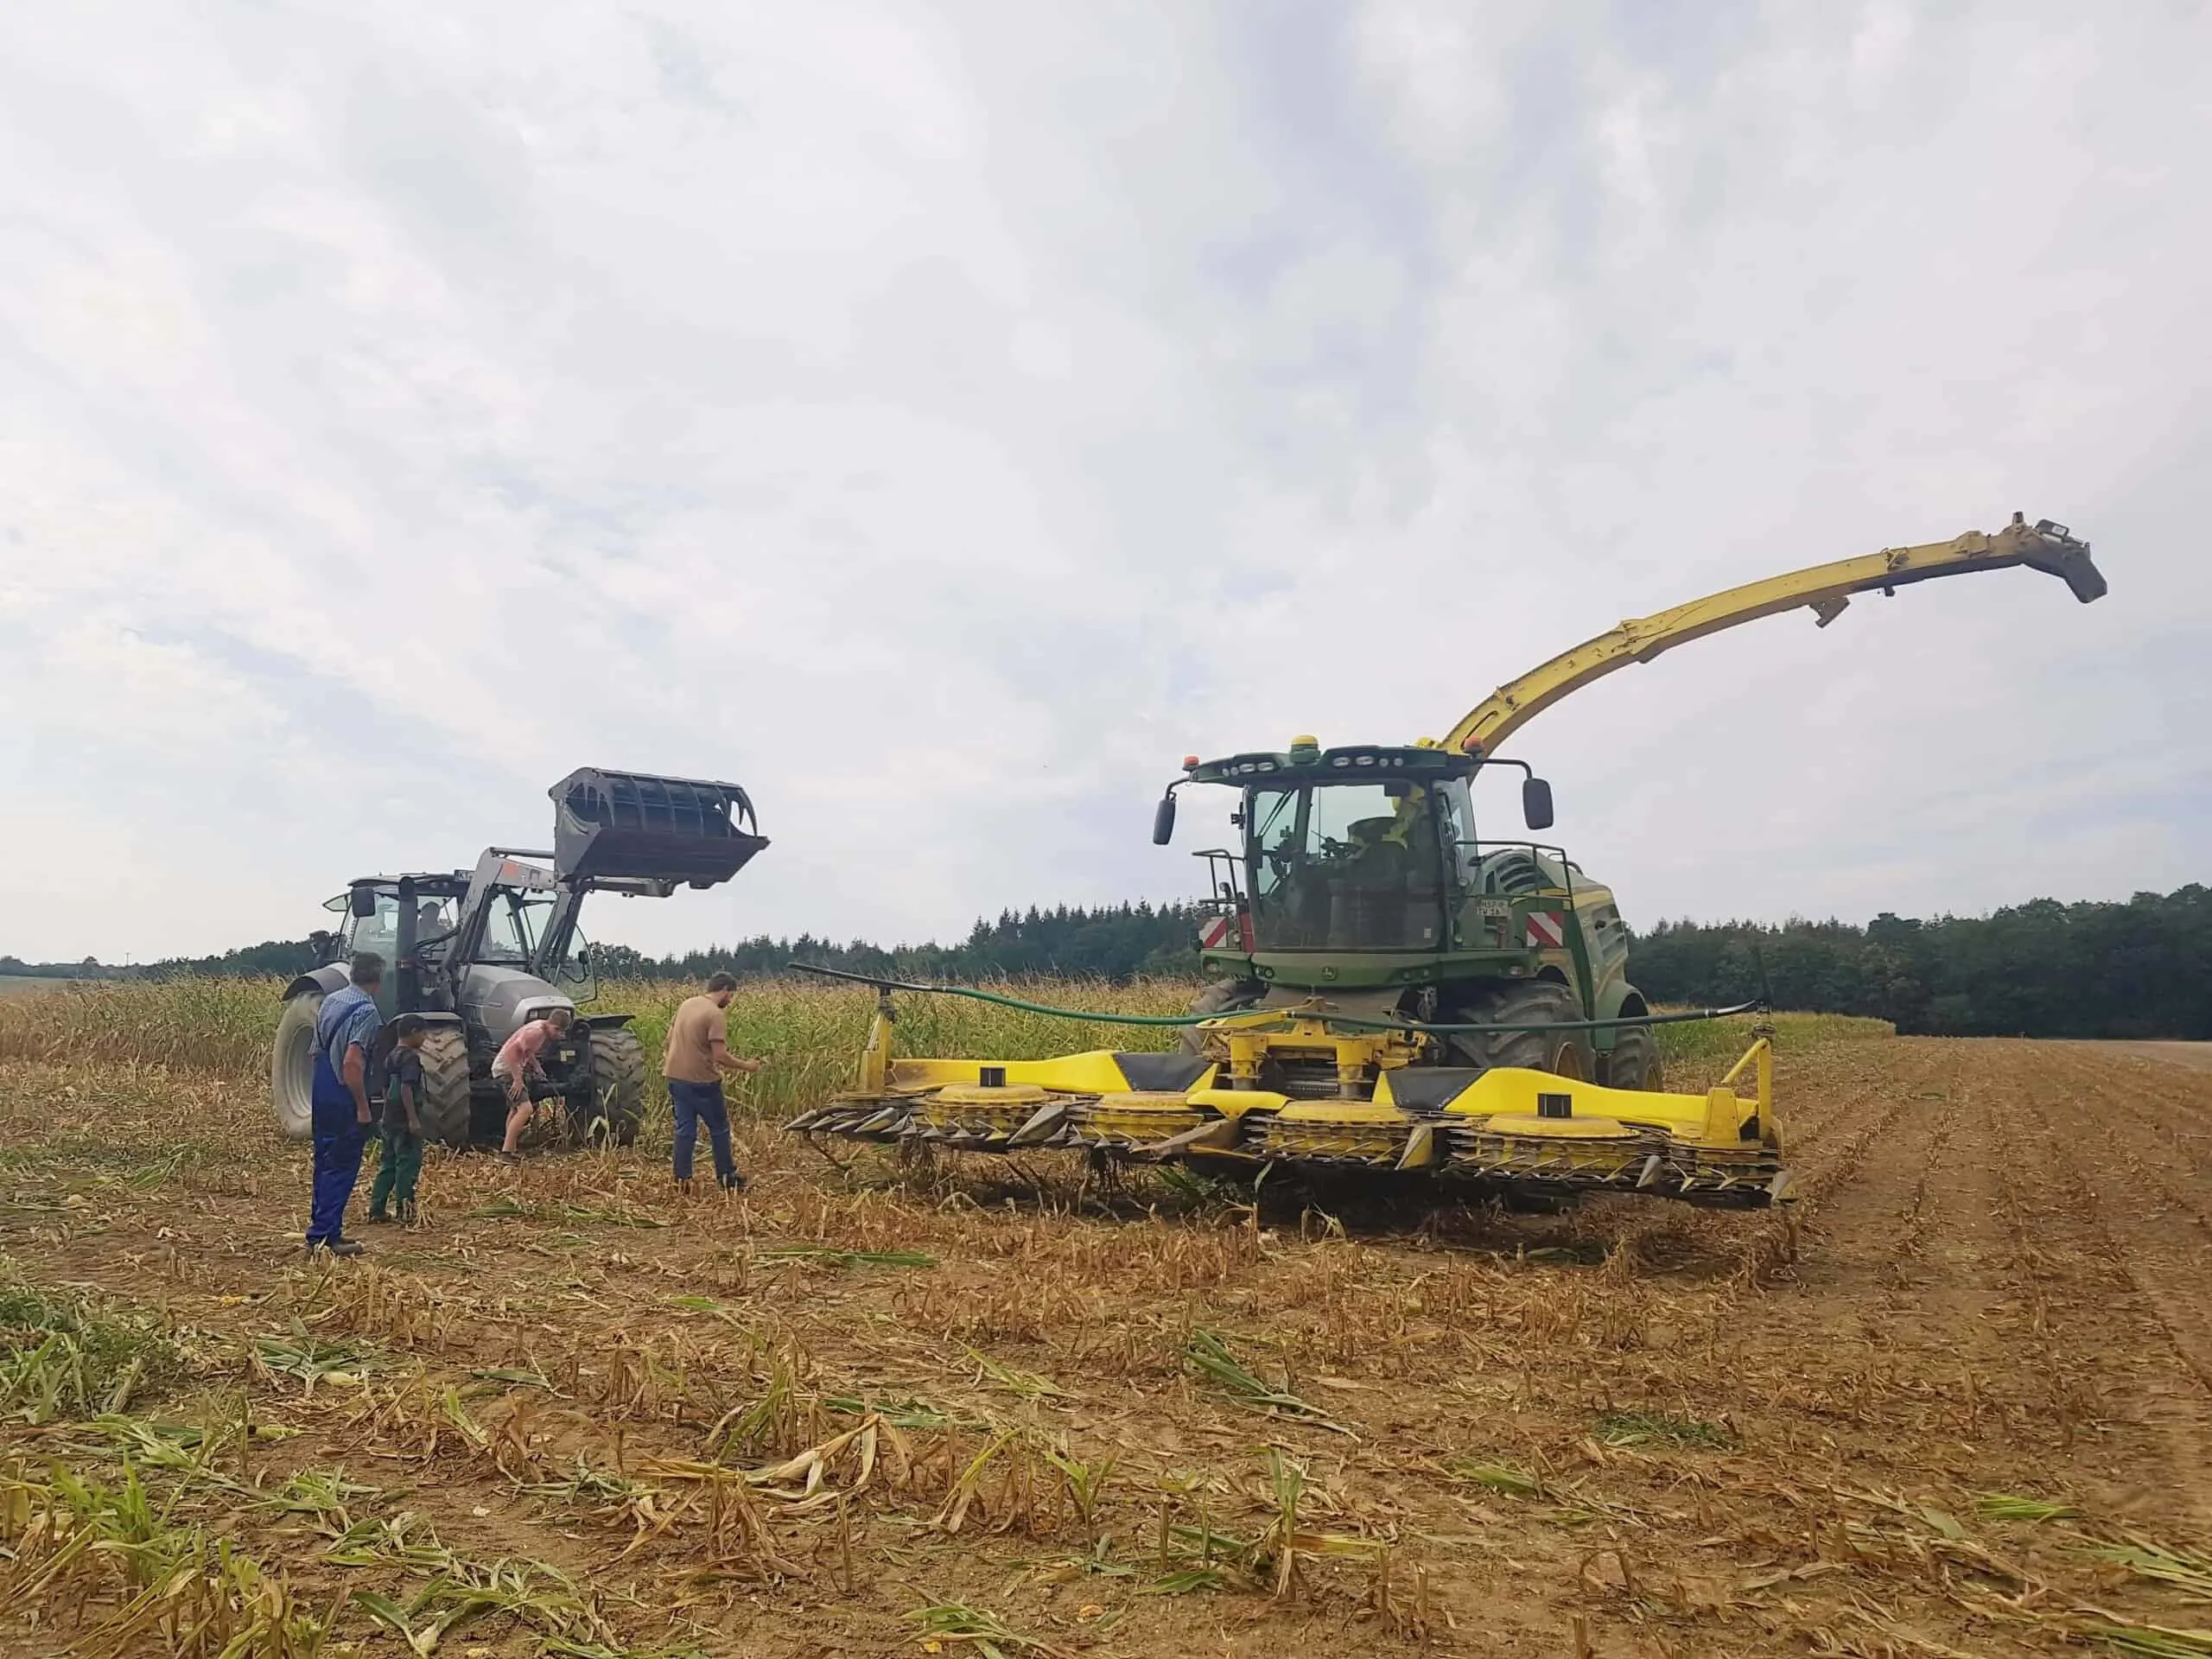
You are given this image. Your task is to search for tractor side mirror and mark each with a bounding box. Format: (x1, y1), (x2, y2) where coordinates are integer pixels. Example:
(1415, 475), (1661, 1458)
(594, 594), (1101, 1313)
(1522, 777), (1555, 832)
(350, 887), (378, 919)
(1152, 793), (1178, 845)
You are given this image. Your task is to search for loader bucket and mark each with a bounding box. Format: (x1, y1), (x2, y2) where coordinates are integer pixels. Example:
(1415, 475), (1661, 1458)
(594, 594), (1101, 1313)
(550, 768), (768, 887)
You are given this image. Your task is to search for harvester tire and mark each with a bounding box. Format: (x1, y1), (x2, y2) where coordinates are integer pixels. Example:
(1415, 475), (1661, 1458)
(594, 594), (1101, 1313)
(572, 1027), (646, 1148)
(1444, 982), (1594, 1080)
(270, 990), (322, 1141)
(1604, 1025), (1662, 1091)
(1179, 978), (1264, 1057)
(414, 1027), (475, 1150)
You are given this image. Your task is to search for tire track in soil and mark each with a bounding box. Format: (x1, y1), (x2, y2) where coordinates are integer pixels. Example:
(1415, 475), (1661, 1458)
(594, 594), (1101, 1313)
(1770, 1043), (1945, 1167)
(1986, 1041), (2212, 1522)
(2043, 1048), (2212, 1224)
(2022, 1046), (2212, 1390)
(2069, 1047), (2212, 1135)
(1789, 1045), (2012, 1365)
(1728, 1046), (2037, 1509)
(1783, 1039), (1956, 1223)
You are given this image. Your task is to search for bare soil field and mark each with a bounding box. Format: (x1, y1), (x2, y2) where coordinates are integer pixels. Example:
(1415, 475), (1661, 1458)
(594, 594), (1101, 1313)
(2093, 1041), (2212, 1077)
(4, 1026), (2210, 1657)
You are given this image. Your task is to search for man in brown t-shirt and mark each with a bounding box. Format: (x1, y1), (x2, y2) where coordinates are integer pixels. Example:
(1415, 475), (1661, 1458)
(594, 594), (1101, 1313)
(662, 972), (765, 1191)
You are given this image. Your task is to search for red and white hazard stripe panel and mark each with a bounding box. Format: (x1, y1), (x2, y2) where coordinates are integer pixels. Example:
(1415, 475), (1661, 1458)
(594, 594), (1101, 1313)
(1523, 910), (1567, 949)
(1198, 913), (1236, 949)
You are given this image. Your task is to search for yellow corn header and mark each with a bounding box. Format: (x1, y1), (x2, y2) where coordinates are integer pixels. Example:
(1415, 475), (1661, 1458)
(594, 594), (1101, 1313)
(785, 985), (1787, 1208)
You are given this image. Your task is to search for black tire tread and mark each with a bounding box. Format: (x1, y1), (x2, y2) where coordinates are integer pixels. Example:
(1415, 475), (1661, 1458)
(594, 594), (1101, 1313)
(1443, 981), (1592, 1078)
(1603, 1024), (1662, 1091)
(414, 1027), (475, 1149)
(1178, 978), (1265, 1057)
(575, 1027), (647, 1147)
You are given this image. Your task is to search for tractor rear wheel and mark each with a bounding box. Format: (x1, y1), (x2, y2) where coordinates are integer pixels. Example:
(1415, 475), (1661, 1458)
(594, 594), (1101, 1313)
(570, 1027), (646, 1147)
(1603, 1024), (1662, 1091)
(270, 990), (321, 1141)
(1178, 979), (1265, 1057)
(1445, 982), (1593, 1078)
(414, 1027), (475, 1149)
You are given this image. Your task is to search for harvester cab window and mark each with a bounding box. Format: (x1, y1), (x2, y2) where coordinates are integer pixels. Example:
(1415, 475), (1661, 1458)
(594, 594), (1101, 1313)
(1247, 781), (1451, 950)
(1433, 780), (1477, 886)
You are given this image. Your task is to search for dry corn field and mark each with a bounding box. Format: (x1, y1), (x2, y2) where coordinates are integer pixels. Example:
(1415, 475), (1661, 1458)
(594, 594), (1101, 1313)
(3, 980), (2210, 1658)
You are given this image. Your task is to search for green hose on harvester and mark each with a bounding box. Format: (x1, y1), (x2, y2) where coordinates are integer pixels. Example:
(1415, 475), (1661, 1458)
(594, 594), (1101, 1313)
(785, 961), (1763, 1035)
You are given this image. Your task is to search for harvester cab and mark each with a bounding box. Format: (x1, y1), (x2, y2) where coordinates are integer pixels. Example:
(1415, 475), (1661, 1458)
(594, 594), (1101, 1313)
(1152, 738), (1636, 1084)
(272, 770), (766, 1149)
(787, 514), (2105, 1212)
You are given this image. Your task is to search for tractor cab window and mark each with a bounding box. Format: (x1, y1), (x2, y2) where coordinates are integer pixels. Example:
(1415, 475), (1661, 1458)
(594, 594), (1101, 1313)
(334, 890), (403, 963)
(478, 892), (557, 966)
(412, 896), (455, 950)
(552, 926), (600, 1005)
(1247, 780), (1451, 950)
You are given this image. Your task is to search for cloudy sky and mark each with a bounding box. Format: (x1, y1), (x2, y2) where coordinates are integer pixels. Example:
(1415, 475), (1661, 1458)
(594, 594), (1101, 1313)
(2, 1), (2206, 964)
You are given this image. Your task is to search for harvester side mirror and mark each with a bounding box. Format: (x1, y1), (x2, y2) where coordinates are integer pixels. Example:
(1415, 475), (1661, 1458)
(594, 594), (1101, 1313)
(1152, 793), (1178, 846)
(1522, 777), (1555, 832)
(350, 887), (378, 919)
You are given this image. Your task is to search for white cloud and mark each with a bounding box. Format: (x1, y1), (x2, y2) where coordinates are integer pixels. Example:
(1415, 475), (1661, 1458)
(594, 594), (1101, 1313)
(0, 0), (2206, 964)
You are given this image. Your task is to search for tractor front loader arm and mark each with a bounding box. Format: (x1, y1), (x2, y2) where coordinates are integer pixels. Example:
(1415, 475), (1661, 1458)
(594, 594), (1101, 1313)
(1443, 513), (2105, 758)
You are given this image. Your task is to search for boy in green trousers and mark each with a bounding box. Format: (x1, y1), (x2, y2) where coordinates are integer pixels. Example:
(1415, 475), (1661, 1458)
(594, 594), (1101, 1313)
(367, 1014), (429, 1224)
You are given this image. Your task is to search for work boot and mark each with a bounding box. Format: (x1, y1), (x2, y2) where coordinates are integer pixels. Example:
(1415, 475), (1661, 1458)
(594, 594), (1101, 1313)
(718, 1172), (748, 1194)
(397, 1201), (416, 1225)
(364, 1211), (391, 1225)
(673, 1177), (696, 1197)
(494, 1150), (521, 1166)
(327, 1237), (366, 1257)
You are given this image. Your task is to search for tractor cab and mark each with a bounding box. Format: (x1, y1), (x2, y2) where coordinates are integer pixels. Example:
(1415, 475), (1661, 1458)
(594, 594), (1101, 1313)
(314, 861), (602, 1021)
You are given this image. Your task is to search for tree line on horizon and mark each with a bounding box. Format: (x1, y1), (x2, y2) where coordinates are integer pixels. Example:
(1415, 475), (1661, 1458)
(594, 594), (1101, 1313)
(1630, 886), (2211, 1039)
(6, 886), (2207, 1039)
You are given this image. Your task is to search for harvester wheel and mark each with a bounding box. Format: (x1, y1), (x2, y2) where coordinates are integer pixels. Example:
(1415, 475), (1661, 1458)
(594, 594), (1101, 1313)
(1604, 1025), (1662, 1091)
(1178, 978), (1264, 1057)
(1444, 982), (1594, 1079)
(414, 1027), (475, 1149)
(571, 1027), (646, 1147)
(270, 990), (322, 1141)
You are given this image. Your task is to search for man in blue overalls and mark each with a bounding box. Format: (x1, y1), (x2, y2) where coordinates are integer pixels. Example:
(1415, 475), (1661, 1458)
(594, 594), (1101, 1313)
(308, 951), (385, 1256)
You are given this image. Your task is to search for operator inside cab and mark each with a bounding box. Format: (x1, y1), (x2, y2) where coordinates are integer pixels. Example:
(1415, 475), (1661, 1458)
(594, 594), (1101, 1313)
(1344, 783), (1437, 864)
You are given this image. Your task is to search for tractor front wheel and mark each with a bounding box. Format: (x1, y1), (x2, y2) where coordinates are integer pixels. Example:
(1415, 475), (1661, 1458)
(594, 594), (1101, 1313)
(570, 1027), (646, 1147)
(413, 1027), (475, 1149)
(270, 991), (321, 1141)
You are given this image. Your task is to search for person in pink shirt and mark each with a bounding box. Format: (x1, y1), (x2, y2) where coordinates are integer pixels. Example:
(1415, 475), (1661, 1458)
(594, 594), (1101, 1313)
(493, 1007), (575, 1163)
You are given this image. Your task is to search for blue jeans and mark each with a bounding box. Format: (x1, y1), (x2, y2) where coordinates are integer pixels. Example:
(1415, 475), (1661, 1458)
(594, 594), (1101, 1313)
(670, 1079), (738, 1185)
(308, 1051), (368, 1244)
